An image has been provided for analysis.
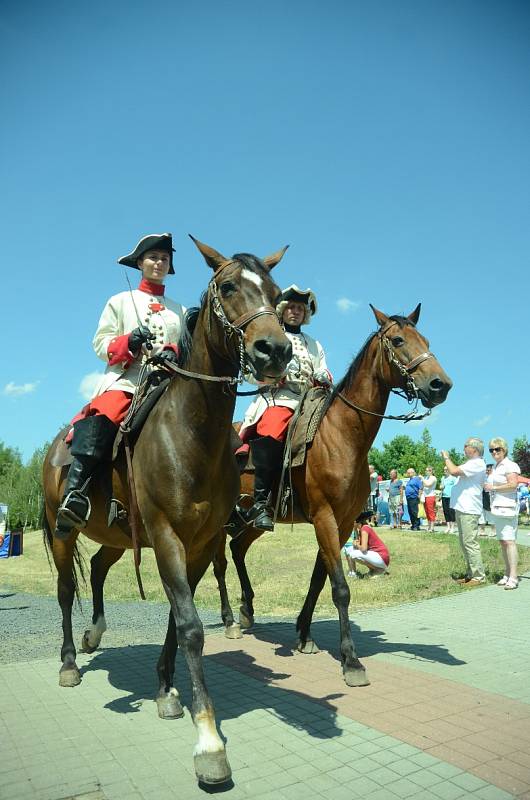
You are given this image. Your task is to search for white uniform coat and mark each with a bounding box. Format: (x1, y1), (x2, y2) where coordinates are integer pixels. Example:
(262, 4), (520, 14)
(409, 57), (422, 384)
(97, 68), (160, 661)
(240, 330), (330, 435)
(91, 288), (186, 398)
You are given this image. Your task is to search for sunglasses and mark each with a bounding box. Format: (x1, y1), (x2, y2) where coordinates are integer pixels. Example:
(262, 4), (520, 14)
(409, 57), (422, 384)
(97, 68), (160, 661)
(489, 447), (503, 454)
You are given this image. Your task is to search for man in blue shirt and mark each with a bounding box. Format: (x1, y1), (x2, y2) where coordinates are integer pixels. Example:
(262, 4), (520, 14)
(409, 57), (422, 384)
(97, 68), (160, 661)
(405, 468), (423, 531)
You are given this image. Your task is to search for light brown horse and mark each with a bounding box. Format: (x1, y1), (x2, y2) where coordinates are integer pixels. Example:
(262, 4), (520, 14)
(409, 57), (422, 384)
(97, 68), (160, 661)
(42, 237), (292, 786)
(213, 304), (452, 687)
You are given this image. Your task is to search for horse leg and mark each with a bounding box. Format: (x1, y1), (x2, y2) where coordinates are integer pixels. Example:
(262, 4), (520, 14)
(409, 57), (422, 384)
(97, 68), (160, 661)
(81, 545), (124, 653)
(328, 562), (370, 687)
(156, 609), (184, 719)
(229, 530), (258, 629)
(297, 532), (369, 686)
(295, 552), (327, 655)
(212, 534), (242, 639)
(51, 532), (83, 687)
(153, 533), (231, 785)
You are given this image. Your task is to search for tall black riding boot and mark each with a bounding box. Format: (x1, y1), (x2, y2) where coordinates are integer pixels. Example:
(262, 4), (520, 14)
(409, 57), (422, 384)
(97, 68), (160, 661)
(248, 436), (284, 532)
(55, 415), (117, 540)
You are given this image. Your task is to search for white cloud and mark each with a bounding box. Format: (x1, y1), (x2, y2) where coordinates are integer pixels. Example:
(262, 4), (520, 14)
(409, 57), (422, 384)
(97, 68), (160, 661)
(474, 414), (491, 427)
(3, 381), (39, 397)
(79, 372), (102, 400)
(336, 297), (361, 314)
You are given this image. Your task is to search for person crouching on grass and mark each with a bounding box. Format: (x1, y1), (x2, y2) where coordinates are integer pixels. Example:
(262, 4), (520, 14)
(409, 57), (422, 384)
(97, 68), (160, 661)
(343, 511), (390, 579)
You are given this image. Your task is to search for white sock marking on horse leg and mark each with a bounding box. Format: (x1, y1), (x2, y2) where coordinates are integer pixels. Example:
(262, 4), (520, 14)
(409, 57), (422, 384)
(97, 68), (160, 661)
(86, 614), (107, 648)
(193, 711), (224, 755)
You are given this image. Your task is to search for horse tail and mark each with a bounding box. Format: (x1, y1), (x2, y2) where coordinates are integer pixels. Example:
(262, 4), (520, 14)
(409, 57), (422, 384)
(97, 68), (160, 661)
(41, 502), (86, 606)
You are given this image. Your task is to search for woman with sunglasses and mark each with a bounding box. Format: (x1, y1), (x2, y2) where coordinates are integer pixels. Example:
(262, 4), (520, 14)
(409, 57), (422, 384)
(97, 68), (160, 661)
(484, 438), (521, 590)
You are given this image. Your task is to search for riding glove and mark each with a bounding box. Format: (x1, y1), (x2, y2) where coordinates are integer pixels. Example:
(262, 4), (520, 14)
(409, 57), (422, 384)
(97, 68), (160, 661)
(128, 326), (153, 353)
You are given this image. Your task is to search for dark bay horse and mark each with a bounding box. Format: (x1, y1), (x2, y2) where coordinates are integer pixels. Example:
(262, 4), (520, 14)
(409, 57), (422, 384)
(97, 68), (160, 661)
(213, 304), (452, 687)
(42, 237), (291, 785)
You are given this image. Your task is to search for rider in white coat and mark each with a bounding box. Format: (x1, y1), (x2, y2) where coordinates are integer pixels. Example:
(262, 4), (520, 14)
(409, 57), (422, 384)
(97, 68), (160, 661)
(55, 233), (186, 539)
(240, 285), (332, 531)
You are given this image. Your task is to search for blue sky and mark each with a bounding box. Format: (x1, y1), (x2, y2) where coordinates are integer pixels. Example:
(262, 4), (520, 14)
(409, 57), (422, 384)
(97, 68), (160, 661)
(1, 0), (529, 463)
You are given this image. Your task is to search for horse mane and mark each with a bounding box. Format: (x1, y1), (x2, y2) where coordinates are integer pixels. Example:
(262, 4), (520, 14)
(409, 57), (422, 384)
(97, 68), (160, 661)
(176, 294), (206, 367)
(333, 315), (411, 396)
(231, 252), (268, 272)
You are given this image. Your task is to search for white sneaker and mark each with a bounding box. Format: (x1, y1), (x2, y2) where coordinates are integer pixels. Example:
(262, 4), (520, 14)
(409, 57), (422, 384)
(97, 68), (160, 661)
(497, 576), (508, 586)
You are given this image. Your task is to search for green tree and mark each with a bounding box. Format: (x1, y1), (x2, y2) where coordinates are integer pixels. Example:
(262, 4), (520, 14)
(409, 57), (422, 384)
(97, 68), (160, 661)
(0, 441), (49, 529)
(512, 435), (530, 476)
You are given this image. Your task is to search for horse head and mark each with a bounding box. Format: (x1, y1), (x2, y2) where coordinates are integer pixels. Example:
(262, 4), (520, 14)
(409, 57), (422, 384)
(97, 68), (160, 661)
(190, 235), (292, 383)
(370, 303), (452, 408)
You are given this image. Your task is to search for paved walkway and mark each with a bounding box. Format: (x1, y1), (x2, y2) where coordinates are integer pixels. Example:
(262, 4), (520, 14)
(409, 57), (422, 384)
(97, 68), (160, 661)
(2, 577), (530, 800)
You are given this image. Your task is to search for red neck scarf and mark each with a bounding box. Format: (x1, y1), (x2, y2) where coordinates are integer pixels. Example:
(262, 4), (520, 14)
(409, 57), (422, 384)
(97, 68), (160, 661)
(138, 278), (165, 296)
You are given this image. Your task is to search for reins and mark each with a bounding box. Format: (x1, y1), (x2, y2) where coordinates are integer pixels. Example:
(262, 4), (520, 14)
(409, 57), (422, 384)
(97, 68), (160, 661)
(121, 258), (279, 595)
(337, 319), (434, 423)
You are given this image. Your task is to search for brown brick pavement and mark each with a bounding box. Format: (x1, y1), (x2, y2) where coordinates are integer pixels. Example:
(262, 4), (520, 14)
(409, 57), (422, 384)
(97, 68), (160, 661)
(205, 626), (530, 797)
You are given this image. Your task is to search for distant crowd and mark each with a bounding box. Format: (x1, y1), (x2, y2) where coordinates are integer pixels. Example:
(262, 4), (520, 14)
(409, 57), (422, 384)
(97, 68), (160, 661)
(344, 437), (528, 590)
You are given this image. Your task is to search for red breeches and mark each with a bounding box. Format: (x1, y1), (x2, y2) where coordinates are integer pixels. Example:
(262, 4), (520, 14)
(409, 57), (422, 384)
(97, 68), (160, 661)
(66, 390), (133, 442)
(256, 406), (294, 443)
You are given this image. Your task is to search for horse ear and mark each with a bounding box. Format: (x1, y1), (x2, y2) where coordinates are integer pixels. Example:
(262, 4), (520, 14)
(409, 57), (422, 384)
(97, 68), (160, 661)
(407, 303), (421, 325)
(370, 304), (389, 328)
(262, 245), (289, 271)
(189, 234), (227, 271)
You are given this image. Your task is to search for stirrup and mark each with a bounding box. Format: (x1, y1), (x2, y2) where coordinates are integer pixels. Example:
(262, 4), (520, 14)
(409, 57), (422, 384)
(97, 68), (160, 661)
(247, 501), (275, 532)
(224, 506), (249, 540)
(55, 490), (91, 539)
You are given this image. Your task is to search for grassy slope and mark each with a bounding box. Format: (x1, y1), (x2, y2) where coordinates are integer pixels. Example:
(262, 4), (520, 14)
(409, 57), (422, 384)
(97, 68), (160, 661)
(2, 525), (530, 617)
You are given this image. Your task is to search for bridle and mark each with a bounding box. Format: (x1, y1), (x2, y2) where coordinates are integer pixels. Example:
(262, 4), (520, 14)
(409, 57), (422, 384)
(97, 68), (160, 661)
(207, 259), (278, 382)
(151, 258), (279, 389)
(337, 319), (434, 422)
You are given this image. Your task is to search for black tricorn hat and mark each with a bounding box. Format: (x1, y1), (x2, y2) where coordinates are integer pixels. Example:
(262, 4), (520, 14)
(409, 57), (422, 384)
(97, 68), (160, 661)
(117, 233), (175, 274)
(276, 284), (317, 325)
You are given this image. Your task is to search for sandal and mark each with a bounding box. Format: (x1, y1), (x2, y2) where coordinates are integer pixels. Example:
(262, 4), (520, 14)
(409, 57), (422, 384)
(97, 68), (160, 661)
(497, 576), (508, 586)
(504, 578), (518, 590)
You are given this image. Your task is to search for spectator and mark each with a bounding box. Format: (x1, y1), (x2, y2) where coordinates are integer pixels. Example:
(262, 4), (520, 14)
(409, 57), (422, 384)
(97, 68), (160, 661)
(342, 530), (358, 577)
(388, 469), (403, 529)
(442, 437), (486, 586)
(422, 466), (438, 532)
(405, 468), (423, 531)
(0, 504), (6, 549)
(345, 511), (390, 578)
(484, 438), (521, 590)
(478, 464), (494, 536)
(368, 464), (379, 526)
(440, 466), (457, 533)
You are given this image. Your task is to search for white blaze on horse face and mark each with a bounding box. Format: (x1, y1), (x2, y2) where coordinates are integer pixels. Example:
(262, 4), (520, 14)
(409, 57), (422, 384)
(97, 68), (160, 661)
(241, 268), (267, 305)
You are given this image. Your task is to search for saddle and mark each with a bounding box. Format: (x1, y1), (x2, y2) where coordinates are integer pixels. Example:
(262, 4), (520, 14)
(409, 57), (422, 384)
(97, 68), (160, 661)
(227, 386), (331, 536)
(51, 370), (171, 470)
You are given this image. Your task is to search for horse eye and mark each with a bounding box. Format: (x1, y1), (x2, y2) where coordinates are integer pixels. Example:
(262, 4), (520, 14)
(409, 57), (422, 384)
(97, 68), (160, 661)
(220, 281), (236, 296)
(391, 336), (405, 347)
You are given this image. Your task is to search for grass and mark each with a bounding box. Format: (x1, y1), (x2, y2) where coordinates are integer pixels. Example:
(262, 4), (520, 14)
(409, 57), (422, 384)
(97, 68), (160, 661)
(3, 525), (530, 617)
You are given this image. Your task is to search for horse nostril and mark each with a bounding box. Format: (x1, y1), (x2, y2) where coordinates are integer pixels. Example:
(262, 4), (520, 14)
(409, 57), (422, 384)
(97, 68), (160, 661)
(430, 377), (445, 392)
(253, 339), (273, 358)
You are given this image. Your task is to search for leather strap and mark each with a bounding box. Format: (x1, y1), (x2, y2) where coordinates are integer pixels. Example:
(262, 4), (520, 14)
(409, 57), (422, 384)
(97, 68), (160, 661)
(231, 306), (277, 330)
(123, 432), (146, 600)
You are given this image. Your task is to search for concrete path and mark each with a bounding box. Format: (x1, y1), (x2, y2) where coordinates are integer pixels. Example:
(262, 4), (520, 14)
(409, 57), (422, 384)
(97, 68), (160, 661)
(1, 577), (530, 800)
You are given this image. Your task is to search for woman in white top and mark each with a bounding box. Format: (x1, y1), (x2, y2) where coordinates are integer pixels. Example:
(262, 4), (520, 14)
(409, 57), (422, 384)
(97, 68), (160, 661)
(422, 466), (438, 532)
(484, 437), (521, 590)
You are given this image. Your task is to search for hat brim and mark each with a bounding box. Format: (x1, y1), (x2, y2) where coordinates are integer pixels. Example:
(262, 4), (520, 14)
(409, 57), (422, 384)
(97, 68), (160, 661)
(117, 233), (175, 274)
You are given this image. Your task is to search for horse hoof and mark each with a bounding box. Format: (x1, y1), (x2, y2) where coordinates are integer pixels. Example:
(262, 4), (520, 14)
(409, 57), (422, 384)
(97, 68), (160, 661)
(296, 638), (319, 655)
(156, 689), (184, 719)
(194, 751), (232, 785)
(239, 610), (254, 629)
(344, 668), (370, 687)
(81, 631), (97, 654)
(225, 623), (242, 639)
(59, 666), (81, 687)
